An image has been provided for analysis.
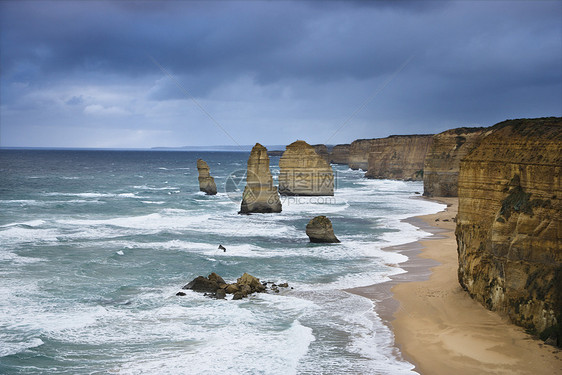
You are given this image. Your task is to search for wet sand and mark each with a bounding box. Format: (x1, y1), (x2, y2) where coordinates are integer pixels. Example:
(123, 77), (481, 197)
(350, 197), (561, 374)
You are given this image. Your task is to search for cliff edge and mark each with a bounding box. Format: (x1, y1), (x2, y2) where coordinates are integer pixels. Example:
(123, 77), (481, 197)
(456, 117), (562, 345)
(423, 127), (487, 197)
(364, 134), (434, 180)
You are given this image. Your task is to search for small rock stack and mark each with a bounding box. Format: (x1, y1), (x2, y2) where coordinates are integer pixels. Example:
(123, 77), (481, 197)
(306, 216), (340, 243)
(197, 159), (217, 195)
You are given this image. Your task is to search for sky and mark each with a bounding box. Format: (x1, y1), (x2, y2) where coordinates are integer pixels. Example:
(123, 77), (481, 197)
(1, 0), (561, 149)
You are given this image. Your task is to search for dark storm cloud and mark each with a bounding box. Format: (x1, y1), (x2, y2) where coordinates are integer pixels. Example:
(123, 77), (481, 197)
(0, 0), (560, 148)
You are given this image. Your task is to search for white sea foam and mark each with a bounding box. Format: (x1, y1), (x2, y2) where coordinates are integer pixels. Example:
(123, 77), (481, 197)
(0, 338), (44, 357)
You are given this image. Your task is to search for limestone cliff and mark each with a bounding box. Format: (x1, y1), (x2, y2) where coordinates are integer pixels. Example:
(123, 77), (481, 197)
(279, 140), (334, 196)
(348, 139), (375, 170)
(312, 144), (331, 163)
(364, 135), (434, 180)
(239, 143), (282, 214)
(196, 159), (217, 195)
(330, 144), (350, 165)
(456, 117), (562, 345)
(423, 127), (487, 197)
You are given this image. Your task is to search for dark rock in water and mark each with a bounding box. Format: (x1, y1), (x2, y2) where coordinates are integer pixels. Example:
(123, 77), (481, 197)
(278, 283), (289, 288)
(306, 216), (340, 243)
(208, 272), (226, 285)
(237, 273), (266, 293)
(215, 289), (226, 299)
(181, 272), (276, 300)
(183, 275), (220, 293)
(232, 292), (244, 300)
(176, 291), (186, 296)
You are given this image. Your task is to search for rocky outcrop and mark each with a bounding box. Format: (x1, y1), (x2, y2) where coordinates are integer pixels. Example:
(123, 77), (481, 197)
(456, 117), (562, 346)
(196, 159), (217, 195)
(423, 127), (488, 197)
(180, 272), (290, 299)
(279, 140), (334, 196)
(330, 144), (350, 165)
(306, 216), (340, 243)
(312, 144), (331, 163)
(239, 143), (282, 214)
(364, 135), (434, 180)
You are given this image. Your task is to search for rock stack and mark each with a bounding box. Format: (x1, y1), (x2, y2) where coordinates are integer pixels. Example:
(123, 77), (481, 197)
(306, 216), (340, 243)
(278, 140), (334, 196)
(196, 159), (217, 195)
(239, 143), (282, 214)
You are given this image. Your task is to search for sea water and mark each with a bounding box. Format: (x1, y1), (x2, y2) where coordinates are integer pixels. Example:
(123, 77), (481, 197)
(0, 150), (444, 374)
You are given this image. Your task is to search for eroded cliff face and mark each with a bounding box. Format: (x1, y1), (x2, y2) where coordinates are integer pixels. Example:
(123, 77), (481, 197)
(239, 143), (282, 214)
(279, 140), (334, 196)
(423, 127), (487, 197)
(348, 139), (375, 170)
(330, 144), (350, 165)
(312, 144), (331, 163)
(456, 118), (562, 344)
(364, 135), (434, 180)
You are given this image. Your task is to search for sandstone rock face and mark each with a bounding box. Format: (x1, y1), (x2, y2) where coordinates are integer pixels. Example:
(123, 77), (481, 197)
(279, 140), (334, 196)
(239, 143), (282, 214)
(423, 127), (488, 197)
(312, 144), (331, 163)
(364, 135), (434, 180)
(306, 216), (340, 243)
(456, 117), (562, 344)
(330, 144), (350, 164)
(348, 139), (375, 170)
(197, 159), (217, 195)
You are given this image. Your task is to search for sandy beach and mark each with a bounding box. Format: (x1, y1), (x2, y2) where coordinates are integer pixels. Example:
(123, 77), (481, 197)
(351, 197), (561, 374)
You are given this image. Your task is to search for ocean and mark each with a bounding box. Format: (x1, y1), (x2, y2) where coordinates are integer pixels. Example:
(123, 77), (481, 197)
(0, 149), (444, 374)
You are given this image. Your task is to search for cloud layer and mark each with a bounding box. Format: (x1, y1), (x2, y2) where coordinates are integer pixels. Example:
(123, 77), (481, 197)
(1, 0), (560, 148)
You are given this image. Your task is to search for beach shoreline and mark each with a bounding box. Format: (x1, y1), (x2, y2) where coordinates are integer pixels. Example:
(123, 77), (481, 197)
(349, 197), (561, 374)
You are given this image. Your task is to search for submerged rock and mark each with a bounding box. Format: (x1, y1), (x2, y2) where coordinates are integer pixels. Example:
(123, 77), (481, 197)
(279, 140), (334, 196)
(197, 159), (217, 195)
(239, 143), (282, 214)
(306, 216), (340, 243)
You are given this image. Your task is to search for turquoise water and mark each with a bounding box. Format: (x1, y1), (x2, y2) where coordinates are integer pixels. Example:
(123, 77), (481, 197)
(0, 150), (444, 374)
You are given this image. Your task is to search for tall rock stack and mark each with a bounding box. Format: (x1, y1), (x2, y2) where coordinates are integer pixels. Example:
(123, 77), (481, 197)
(456, 117), (562, 345)
(364, 135), (434, 180)
(239, 143), (282, 214)
(423, 127), (488, 197)
(278, 140), (334, 196)
(196, 159), (217, 195)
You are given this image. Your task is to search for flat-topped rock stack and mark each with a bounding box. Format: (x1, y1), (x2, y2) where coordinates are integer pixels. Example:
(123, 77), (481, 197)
(196, 159), (217, 195)
(239, 143), (282, 214)
(279, 140), (334, 196)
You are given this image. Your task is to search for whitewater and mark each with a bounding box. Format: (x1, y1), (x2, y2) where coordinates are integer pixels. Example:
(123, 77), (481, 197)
(0, 149), (444, 374)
